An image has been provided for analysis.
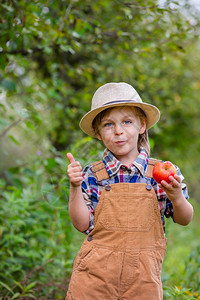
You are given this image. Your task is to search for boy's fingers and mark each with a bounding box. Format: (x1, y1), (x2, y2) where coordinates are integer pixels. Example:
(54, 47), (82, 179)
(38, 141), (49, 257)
(66, 152), (75, 164)
(173, 174), (181, 182)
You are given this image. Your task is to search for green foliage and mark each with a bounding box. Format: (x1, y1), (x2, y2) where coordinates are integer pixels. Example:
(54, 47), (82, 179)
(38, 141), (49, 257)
(1, 0), (200, 155)
(0, 0), (200, 298)
(0, 151), (75, 298)
(163, 199), (200, 299)
(183, 247), (200, 293)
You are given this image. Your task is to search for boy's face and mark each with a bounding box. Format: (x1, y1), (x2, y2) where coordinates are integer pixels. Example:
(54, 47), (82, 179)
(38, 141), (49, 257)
(97, 107), (146, 165)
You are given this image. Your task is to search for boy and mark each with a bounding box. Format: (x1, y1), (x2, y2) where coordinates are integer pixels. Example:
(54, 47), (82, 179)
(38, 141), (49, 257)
(66, 82), (193, 300)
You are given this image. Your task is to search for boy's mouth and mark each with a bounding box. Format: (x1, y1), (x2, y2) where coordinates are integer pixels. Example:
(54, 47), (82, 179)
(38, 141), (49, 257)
(115, 141), (126, 145)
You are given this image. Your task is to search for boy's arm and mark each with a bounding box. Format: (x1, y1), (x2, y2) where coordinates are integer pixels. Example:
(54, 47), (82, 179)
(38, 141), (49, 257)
(66, 153), (90, 232)
(160, 174), (193, 226)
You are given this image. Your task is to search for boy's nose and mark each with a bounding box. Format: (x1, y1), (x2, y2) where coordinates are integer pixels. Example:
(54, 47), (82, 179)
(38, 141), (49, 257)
(114, 123), (123, 135)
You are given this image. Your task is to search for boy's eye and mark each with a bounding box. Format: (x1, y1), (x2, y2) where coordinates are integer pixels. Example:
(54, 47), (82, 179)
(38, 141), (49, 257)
(104, 122), (113, 127)
(124, 120), (132, 125)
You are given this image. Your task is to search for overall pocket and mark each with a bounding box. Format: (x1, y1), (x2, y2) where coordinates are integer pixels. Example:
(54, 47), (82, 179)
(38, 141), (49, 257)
(99, 193), (155, 232)
(75, 245), (95, 271)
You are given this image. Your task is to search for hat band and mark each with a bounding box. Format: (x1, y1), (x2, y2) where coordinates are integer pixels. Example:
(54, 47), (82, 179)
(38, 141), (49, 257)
(102, 100), (140, 106)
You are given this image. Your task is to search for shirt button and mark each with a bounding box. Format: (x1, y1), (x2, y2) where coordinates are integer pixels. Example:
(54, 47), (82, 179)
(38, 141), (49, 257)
(87, 236), (93, 242)
(105, 185), (111, 191)
(160, 208), (165, 215)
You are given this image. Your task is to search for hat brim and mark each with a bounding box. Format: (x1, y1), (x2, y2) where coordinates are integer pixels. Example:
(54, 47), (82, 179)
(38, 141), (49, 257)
(80, 102), (160, 137)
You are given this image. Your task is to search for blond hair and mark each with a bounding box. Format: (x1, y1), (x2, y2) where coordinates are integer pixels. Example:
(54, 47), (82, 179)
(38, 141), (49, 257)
(92, 106), (150, 156)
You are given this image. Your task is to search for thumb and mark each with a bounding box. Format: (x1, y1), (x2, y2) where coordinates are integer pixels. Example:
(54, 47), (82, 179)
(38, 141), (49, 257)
(66, 152), (75, 164)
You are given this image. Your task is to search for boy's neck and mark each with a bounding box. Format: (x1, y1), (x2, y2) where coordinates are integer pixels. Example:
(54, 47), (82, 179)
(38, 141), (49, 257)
(115, 151), (140, 167)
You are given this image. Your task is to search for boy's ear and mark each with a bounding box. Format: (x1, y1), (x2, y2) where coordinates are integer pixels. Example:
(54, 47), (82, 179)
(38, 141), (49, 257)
(139, 122), (146, 134)
(97, 133), (102, 141)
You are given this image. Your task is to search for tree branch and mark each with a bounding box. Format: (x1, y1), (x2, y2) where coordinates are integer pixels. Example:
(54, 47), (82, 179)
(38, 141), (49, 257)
(59, 0), (74, 31)
(116, 0), (157, 9)
(0, 47), (41, 55)
(0, 118), (22, 138)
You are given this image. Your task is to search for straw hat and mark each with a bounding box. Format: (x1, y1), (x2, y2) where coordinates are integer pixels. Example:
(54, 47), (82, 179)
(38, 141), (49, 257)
(80, 82), (160, 137)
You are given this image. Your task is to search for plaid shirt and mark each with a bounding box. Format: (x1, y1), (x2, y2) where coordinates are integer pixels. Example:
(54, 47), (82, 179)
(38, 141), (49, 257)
(81, 149), (189, 235)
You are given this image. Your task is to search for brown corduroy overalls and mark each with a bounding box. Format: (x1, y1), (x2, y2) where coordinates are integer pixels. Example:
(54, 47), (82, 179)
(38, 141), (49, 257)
(66, 159), (167, 300)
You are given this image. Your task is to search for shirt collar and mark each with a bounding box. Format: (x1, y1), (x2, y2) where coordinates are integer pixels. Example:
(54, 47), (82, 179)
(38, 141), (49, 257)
(102, 148), (149, 177)
(132, 150), (148, 176)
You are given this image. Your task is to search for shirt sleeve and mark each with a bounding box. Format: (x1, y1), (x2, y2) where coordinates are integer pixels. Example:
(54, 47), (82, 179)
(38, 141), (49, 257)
(81, 165), (96, 234)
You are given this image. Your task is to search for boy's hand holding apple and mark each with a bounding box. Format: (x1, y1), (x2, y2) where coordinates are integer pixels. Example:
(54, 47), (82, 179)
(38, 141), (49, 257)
(153, 161), (183, 202)
(152, 161), (177, 184)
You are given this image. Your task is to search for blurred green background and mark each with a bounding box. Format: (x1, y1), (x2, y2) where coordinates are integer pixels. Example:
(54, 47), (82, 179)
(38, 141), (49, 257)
(0, 0), (200, 299)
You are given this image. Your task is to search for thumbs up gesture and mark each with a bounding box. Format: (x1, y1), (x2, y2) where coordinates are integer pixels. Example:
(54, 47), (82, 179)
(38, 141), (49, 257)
(66, 153), (83, 187)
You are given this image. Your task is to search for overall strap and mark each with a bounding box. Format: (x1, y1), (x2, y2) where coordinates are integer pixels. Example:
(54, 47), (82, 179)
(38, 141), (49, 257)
(145, 158), (162, 178)
(91, 158), (162, 181)
(91, 160), (110, 181)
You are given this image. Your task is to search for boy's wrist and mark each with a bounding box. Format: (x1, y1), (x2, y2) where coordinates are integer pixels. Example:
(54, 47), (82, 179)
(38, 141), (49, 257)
(70, 182), (82, 189)
(169, 192), (185, 205)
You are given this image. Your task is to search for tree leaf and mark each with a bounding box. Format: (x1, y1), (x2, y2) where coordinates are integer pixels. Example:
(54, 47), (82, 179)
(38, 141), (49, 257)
(0, 281), (14, 294)
(8, 135), (21, 145)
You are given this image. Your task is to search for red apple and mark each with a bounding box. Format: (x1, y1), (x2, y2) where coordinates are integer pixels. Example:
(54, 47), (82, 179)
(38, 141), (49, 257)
(152, 161), (177, 184)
